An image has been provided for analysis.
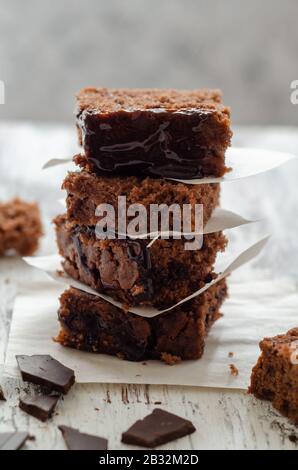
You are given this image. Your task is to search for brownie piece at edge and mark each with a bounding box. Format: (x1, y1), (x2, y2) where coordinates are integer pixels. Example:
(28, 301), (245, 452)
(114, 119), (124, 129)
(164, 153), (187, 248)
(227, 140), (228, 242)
(56, 278), (228, 362)
(63, 168), (220, 228)
(249, 328), (298, 424)
(0, 198), (43, 256)
(54, 214), (227, 308)
(75, 87), (232, 179)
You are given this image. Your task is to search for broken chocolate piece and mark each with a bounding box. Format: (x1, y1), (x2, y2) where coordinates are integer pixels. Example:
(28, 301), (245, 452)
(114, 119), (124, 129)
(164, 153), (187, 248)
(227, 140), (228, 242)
(121, 408), (196, 447)
(19, 394), (60, 422)
(16, 355), (75, 394)
(59, 425), (108, 450)
(0, 432), (29, 450)
(249, 328), (298, 424)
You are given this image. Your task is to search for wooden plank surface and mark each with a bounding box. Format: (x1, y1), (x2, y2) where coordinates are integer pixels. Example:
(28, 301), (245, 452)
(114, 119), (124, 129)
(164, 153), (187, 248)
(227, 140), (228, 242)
(0, 123), (297, 450)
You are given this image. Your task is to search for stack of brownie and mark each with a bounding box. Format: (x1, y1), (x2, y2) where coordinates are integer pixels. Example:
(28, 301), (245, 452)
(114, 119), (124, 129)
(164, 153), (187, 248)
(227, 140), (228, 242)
(55, 88), (232, 363)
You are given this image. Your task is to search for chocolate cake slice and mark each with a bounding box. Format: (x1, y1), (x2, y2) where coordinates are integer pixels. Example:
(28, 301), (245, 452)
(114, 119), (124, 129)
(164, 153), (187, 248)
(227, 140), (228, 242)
(57, 279), (227, 362)
(63, 169), (220, 228)
(54, 214), (226, 309)
(75, 87), (232, 179)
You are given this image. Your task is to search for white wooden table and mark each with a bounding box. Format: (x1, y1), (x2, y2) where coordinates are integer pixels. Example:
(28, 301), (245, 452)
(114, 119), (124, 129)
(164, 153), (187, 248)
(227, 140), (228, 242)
(0, 123), (297, 450)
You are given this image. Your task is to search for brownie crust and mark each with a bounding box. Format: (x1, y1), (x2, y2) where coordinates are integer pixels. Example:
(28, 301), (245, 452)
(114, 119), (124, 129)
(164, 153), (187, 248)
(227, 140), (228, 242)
(249, 328), (298, 424)
(63, 168), (220, 228)
(0, 198), (43, 256)
(77, 87), (227, 114)
(57, 279), (227, 362)
(55, 214), (227, 308)
(76, 87), (232, 179)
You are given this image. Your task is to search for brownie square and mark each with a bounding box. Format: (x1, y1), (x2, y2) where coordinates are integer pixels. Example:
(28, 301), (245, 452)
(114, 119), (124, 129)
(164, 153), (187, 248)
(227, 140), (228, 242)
(75, 87), (232, 179)
(63, 169), (220, 228)
(54, 214), (227, 309)
(249, 328), (298, 424)
(56, 279), (227, 362)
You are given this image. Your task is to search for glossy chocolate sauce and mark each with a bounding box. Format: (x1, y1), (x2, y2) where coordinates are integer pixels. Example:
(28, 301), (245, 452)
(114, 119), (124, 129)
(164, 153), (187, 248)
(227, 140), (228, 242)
(77, 108), (226, 179)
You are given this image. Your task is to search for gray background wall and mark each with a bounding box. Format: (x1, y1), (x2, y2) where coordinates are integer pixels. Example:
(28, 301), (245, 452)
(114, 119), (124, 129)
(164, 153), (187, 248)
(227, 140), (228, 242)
(0, 0), (297, 124)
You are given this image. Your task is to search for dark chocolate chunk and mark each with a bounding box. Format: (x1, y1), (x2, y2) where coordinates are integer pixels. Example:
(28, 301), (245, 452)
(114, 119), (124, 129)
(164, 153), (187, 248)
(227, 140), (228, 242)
(59, 425), (108, 450)
(0, 385), (6, 401)
(121, 408), (196, 447)
(0, 432), (29, 450)
(16, 355), (75, 394)
(19, 394), (60, 422)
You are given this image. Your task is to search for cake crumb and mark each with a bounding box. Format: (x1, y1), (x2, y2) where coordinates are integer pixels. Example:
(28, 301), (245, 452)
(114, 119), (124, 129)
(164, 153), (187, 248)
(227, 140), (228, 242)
(229, 364), (239, 376)
(116, 352), (125, 360)
(228, 351), (234, 358)
(161, 353), (182, 366)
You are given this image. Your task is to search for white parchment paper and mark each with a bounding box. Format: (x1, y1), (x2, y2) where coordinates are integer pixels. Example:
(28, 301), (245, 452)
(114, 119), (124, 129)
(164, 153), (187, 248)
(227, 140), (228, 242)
(43, 147), (296, 184)
(4, 276), (298, 390)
